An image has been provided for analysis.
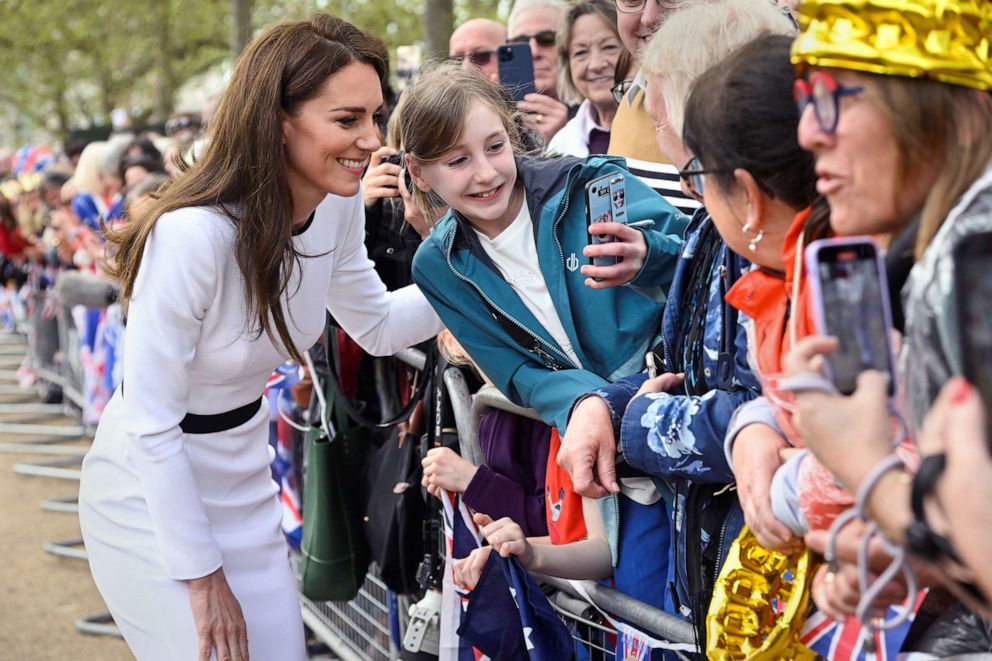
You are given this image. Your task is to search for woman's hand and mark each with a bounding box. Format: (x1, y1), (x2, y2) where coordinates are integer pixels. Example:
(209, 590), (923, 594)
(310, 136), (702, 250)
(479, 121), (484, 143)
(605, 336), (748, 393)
(452, 546), (493, 591)
(915, 378), (992, 611)
(581, 222), (649, 289)
(782, 335), (893, 492)
(634, 372), (684, 399)
(421, 447), (477, 498)
(362, 146), (401, 207)
(557, 396), (619, 499)
(187, 567), (249, 661)
(517, 93), (568, 143)
(475, 513), (534, 568)
(731, 424), (801, 553)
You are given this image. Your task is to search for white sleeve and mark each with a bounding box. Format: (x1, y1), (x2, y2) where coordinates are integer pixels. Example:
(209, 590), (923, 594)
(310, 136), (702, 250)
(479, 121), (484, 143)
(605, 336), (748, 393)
(121, 212), (224, 580)
(325, 194), (443, 356)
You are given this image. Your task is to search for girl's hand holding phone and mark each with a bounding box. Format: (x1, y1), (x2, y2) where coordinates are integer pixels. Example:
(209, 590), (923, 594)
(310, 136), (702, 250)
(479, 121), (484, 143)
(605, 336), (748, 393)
(581, 221), (648, 289)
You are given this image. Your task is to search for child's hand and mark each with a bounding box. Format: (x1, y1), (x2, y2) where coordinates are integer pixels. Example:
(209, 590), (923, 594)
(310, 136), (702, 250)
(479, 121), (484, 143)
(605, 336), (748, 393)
(581, 222), (648, 289)
(421, 447), (478, 498)
(474, 513), (534, 568)
(452, 547), (493, 591)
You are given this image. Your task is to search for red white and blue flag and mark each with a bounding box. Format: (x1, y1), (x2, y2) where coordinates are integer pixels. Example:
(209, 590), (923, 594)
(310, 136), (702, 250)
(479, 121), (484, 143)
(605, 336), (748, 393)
(800, 590), (928, 660)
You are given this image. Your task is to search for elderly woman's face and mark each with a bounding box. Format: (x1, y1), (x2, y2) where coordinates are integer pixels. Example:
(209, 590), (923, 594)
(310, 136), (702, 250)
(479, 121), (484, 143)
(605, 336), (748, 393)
(797, 68), (935, 237)
(568, 13), (623, 111)
(644, 76), (690, 167)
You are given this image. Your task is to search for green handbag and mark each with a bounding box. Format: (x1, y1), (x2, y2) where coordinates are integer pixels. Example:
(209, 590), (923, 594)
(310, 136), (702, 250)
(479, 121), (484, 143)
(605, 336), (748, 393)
(298, 339), (371, 602)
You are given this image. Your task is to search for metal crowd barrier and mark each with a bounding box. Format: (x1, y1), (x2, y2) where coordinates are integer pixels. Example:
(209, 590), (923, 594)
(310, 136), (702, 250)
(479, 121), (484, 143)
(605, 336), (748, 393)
(0, 278), (122, 641)
(465, 383), (698, 655)
(297, 346), (697, 659)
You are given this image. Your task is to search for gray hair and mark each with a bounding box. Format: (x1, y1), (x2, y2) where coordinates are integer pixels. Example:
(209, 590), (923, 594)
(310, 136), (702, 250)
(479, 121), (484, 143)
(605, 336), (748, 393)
(508, 0), (565, 35)
(641, 0), (795, 137)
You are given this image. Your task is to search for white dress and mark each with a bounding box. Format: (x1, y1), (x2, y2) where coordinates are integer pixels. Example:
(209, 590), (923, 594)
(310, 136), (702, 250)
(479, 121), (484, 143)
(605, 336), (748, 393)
(78, 193), (443, 660)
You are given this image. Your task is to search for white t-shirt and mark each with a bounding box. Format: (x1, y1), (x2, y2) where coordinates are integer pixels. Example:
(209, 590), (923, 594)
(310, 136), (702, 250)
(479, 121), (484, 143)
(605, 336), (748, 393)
(474, 203), (582, 367)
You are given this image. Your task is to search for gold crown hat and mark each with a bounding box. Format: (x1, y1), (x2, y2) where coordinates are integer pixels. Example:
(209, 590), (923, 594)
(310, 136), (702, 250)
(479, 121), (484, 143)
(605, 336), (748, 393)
(791, 0), (992, 90)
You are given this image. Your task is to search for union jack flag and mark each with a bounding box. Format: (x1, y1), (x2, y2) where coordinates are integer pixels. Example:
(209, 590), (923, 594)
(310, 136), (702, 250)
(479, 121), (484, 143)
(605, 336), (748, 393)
(800, 590), (927, 660)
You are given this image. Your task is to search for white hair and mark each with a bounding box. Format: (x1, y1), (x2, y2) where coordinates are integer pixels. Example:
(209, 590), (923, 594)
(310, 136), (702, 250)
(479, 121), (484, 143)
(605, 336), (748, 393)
(641, 0), (795, 137)
(508, 0), (566, 35)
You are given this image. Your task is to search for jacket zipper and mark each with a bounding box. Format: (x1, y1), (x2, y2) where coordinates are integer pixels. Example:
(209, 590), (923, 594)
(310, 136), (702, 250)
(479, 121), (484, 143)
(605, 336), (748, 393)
(550, 167), (581, 265)
(444, 227), (578, 369)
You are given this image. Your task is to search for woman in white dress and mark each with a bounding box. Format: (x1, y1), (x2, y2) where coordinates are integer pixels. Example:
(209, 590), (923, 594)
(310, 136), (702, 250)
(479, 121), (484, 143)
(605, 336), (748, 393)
(78, 14), (442, 661)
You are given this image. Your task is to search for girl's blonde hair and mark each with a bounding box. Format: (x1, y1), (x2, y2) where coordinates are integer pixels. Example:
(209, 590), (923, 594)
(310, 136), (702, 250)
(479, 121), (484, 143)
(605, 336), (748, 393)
(398, 64), (523, 221)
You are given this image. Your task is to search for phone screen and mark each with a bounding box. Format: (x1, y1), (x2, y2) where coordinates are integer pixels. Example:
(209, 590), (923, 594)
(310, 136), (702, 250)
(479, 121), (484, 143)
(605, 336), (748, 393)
(813, 241), (894, 395)
(955, 234), (992, 439)
(586, 173), (617, 267)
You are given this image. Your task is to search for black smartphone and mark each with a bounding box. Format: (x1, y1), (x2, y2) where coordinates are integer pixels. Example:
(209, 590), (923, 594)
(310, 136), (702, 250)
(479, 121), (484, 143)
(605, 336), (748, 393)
(379, 153), (412, 192)
(806, 237), (897, 396)
(584, 172), (627, 268)
(497, 43), (536, 103)
(955, 232), (992, 440)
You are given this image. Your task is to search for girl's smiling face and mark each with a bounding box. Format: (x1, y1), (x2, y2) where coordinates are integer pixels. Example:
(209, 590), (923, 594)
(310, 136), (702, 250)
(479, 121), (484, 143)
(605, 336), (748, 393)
(410, 100), (523, 238)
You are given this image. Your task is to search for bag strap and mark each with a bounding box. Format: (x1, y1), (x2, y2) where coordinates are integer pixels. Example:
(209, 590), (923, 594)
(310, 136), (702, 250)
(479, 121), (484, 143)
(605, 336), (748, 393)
(321, 312), (434, 430)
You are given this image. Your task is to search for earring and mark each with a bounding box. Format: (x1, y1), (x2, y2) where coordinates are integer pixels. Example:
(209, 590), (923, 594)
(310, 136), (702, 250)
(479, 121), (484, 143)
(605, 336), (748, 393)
(742, 223), (764, 252)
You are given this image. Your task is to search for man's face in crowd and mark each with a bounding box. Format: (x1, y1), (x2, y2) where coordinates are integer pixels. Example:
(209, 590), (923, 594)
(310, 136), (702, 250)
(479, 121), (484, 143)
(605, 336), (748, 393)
(508, 6), (561, 97)
(449, 20), (507, 79)
(616, 0), (681, 60)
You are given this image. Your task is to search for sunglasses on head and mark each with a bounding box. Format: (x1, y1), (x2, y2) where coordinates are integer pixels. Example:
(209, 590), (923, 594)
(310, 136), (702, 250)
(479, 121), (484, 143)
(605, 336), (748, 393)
(449, 50), (497, 68)
(508, 29), (557, 48)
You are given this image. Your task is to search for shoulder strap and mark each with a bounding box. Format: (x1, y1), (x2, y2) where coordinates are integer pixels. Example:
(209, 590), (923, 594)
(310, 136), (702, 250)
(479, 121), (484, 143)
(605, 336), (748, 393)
(322, 313), (433, 430)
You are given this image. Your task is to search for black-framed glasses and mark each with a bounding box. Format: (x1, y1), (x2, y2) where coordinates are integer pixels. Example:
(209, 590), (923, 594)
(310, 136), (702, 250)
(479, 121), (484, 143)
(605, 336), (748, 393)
(508, 29), (557, 47)
(678, 157), (727, 200)
(793, 71), (864, 134)
(614, 0), (683, 14)
(449, 50), (497, 68)
(611, 79), (634, 104)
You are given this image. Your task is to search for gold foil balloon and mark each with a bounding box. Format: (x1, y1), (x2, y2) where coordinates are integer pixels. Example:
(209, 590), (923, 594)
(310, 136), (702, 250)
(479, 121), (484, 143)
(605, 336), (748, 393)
(792, 0), (992, 90)
(706, 526), (820, 660)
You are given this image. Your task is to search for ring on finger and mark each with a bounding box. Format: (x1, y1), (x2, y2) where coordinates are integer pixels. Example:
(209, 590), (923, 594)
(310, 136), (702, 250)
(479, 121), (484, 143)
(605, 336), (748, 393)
(535, 113), (544, 125)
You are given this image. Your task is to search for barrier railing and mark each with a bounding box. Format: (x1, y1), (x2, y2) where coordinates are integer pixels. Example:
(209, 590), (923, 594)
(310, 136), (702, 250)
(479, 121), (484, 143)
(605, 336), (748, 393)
(464, 384), (698, 652)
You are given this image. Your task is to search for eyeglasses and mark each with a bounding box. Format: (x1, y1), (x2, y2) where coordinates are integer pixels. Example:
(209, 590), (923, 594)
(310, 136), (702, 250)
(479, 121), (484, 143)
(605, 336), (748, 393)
(449, 50), (497, 68)
(614, 0), (683, 14)
(793, 71), (864, 134)
(678, 157), (727, 200)
(611, 79), (634, 104)
(508, 30), (557, 48)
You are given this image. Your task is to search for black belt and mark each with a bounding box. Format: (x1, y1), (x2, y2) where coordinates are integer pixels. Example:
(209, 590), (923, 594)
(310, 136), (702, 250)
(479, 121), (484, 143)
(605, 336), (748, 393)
(120, 382), (263, 434)
(179, 397), (263, 434)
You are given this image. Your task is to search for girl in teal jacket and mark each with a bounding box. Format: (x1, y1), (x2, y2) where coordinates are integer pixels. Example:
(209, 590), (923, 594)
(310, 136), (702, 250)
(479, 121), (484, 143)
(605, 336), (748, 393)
(402, 65), (688, 434)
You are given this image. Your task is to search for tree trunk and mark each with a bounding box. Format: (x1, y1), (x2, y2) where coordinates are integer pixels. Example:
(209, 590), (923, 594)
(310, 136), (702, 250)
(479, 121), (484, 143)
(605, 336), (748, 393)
(422, 0), (454, 63)
(156, 0), (176, 120)
(230, 0), (253, 60)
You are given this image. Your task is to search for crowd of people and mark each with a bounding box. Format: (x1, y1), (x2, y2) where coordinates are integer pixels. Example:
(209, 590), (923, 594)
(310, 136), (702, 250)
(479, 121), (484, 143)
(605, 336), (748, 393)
(4, 0), (992, 659)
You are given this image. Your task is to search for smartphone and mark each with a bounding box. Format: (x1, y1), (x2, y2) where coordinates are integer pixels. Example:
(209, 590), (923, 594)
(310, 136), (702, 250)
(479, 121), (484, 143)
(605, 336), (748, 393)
(379, 153), (413, 193)
(585, 172), (627, 268)
(805, 236), (897, 395)
(955, 232), (992, 440)
(497, 43), (536, 103)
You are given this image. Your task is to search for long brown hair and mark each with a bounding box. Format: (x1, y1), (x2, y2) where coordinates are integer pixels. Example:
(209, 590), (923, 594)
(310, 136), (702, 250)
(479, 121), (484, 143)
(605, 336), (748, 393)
(107, 14), (387, 361)
(864, 75), (992, 259)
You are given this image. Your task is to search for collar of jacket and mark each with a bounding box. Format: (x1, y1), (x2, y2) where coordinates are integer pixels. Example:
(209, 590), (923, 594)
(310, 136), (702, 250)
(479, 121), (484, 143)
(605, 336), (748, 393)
(445, 154), (625, 263)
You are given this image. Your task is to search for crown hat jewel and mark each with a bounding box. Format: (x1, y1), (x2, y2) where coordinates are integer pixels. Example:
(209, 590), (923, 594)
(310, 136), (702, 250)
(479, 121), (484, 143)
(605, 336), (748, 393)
(791, 0), (992, 91)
